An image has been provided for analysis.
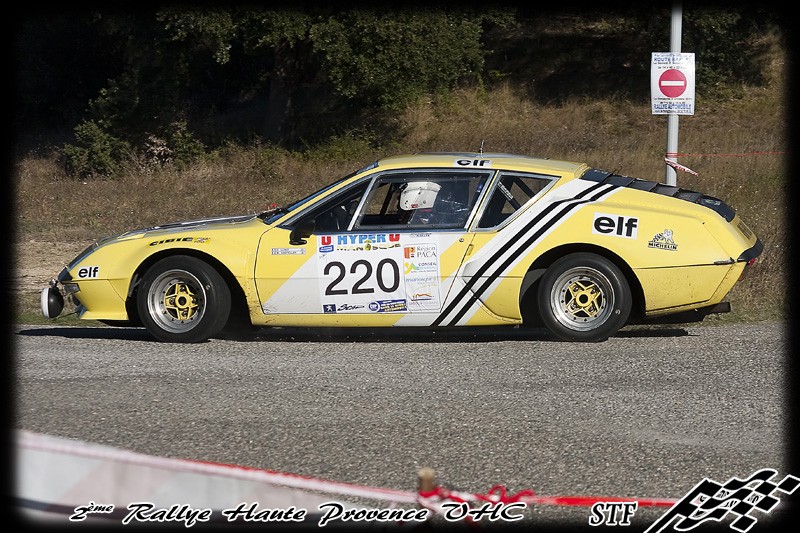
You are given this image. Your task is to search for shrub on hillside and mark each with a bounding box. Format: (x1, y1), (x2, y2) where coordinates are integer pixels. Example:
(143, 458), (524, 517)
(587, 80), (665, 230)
(61, 120), (130, 178)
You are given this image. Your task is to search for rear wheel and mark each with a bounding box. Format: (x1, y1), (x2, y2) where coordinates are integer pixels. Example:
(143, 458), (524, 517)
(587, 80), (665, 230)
(537, 253), (631, 342)
(137, 256), (231, 343)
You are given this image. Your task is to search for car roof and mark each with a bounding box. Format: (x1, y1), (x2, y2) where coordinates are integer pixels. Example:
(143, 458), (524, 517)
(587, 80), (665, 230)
(375, 152), (588, 176)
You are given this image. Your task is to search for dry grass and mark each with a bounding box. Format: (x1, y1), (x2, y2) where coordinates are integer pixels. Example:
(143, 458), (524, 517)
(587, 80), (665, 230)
(14, 46), (787, 322)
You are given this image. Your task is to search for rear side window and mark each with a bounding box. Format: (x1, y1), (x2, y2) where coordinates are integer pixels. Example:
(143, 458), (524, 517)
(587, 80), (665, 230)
(477, 172), (555, 228)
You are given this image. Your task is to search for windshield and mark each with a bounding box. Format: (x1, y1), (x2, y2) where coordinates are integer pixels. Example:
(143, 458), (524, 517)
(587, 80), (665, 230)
(260, 162), (378, 225)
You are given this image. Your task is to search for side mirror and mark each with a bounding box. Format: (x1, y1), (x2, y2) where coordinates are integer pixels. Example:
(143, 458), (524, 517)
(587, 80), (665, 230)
(289, 218), (314, 245)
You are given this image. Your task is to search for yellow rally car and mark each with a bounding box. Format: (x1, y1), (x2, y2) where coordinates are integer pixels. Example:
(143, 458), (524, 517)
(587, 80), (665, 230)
(41, 153), (762, 343)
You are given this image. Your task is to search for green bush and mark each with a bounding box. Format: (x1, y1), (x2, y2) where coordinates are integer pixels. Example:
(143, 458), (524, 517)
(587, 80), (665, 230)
(169, 121), (206, 168)
(62, 120), (129, 178)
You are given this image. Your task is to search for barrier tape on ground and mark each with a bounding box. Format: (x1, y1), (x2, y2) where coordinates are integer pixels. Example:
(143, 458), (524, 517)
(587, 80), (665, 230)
(15, 430), (678, 525)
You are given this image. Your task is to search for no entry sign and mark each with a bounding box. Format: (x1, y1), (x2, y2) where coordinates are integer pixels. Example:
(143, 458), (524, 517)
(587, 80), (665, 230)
(658, 68), (687, 98)
(651, 52), (695, 115)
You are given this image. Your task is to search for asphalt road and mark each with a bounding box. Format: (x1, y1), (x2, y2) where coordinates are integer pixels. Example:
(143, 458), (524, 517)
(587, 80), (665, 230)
(11, 322), (795, 529)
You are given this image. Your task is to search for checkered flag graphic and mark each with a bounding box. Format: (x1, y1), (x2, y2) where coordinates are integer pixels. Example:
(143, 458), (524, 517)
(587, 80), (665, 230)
(645, 469), (799, 533)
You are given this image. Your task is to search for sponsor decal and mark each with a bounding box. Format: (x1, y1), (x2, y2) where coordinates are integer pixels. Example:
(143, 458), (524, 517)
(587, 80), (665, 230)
(322, 304), (337, 313)
(648, 229), (678, 251)
(403, 243), (440, 312)
(149, 237), (210, 246)
(77, 266), (100, 279)
(316, 235), (443, 315)
(454, 158), (492, 168)
(368, 299), (408, 313)
(337, 303), (364, 312)
(592, 212), (639, 239)
(271, 248), (306, 255)
(319, 234), (402, 252)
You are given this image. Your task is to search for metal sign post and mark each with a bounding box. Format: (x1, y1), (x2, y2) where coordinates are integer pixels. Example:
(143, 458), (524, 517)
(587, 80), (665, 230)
(666, 2), (682, 186)
(651, 2), (695, 186)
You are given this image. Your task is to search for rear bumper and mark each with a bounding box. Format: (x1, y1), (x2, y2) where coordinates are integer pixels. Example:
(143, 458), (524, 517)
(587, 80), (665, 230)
(738, 238), (763, 263)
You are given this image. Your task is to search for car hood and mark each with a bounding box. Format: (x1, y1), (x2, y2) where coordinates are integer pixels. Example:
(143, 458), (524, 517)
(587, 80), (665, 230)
(65, 214), (259, 269)
(121, 214), (258, 239)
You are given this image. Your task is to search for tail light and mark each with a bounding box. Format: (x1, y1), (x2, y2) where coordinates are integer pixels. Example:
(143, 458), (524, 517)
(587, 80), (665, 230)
(739, 258), (757, 281)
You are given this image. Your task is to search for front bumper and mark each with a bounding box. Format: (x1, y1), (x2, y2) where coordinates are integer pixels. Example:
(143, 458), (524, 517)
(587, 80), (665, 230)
(40, 281), (64, 319)
(40, 268), (79, 319)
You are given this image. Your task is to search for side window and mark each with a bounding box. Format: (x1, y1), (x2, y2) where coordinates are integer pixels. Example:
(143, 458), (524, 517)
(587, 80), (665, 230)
(296, 181), (371, 233)
(355, 171), (490, 230)
(477, 172), (555, 229)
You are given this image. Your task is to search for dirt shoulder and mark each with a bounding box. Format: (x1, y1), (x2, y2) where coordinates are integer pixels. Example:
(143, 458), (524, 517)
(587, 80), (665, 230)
(14, 240), (89, 315)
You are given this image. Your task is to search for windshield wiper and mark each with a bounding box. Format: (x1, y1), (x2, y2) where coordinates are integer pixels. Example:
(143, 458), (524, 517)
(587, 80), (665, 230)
(258, 204), (287, 220)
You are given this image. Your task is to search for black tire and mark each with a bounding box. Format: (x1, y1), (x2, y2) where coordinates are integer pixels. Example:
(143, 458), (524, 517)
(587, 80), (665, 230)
(537, 253), (631, 342)
(137, 256), (231, 343)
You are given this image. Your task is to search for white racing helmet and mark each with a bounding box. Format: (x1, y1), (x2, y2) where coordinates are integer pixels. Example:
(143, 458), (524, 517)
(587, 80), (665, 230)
(398, 181), (441, 211)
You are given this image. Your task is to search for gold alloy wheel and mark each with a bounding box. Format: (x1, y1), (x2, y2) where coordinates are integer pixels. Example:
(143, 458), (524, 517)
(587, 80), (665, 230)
(549, 266), (614, 332)
(146, 269), (207, 334)
(163, 281), (199, 321)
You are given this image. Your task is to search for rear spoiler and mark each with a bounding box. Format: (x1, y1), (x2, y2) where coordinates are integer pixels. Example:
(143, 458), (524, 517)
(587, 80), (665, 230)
(580, 169), (735, 222)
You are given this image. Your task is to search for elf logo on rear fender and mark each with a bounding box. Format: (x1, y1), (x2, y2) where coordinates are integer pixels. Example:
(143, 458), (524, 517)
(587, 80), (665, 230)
(592, 213), (639, 239)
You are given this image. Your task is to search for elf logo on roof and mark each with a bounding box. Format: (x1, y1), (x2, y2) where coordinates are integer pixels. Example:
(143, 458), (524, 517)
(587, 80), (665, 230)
(592, 213), (639, 239)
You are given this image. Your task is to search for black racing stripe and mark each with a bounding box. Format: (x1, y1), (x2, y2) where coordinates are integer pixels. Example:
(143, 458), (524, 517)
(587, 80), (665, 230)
(442, 184), (617, 326)
(431, 181), (611, 327)
(431, 199), (571, 326)
(431, 182), (609, 326)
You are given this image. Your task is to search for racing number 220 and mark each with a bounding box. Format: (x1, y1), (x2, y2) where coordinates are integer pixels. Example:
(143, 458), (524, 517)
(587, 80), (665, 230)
(324, 259), (400, 295)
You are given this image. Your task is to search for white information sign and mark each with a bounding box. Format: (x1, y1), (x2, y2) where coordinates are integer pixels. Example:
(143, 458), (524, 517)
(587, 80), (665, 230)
(651, 52), (695, 115)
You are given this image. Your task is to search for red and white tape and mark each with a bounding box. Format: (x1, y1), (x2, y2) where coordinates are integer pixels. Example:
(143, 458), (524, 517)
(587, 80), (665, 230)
(15, 430), (677, 522)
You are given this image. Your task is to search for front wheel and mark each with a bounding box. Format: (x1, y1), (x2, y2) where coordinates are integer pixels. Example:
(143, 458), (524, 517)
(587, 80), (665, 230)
(537, 253), (631, 342)
(137, 256), (231, 343)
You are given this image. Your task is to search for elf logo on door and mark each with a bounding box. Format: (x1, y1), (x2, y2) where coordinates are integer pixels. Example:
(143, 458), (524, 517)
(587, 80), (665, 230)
(592, 213), (639, 239)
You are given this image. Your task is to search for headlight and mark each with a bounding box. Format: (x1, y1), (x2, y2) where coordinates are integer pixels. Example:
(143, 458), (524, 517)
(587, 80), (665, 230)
(41, 286), (64, 318)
